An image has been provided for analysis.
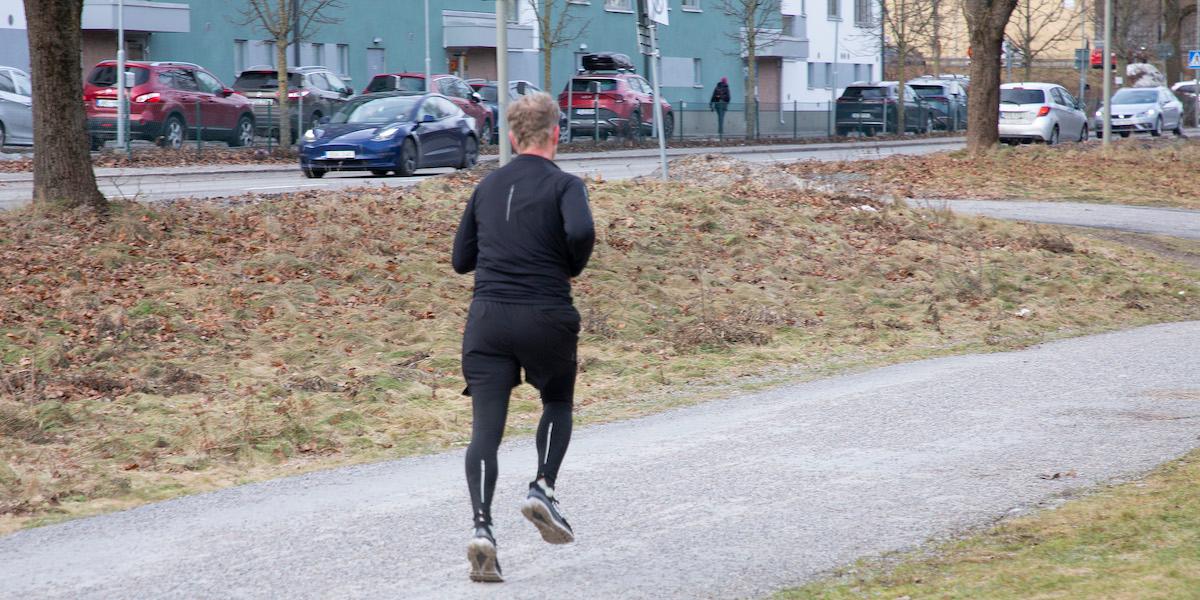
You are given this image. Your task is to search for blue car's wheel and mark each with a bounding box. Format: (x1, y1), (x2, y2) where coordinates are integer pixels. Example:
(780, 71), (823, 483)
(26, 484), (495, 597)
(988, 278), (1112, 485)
(396, 138), (418, 177)
(459, 135), (478, 169)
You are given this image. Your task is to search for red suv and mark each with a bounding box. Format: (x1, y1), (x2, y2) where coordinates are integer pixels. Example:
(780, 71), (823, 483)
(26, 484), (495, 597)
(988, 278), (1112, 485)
(558, 53), (673, 140)
(85, 60), (256, 150)
(363, 72), (493, 142)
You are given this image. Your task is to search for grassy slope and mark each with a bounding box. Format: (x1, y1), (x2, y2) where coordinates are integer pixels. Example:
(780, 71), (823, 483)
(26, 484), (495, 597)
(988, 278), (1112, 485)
(786, 140), (1200, 209)
(1, 173), (1198, 534)
(778, 448), (1200, 599)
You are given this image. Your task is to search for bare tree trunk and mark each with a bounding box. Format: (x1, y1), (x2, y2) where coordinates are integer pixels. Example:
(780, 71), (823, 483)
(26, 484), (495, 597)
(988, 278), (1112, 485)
(964, 0), (1018, 153)
(897, 53), (908, 132)
(276, 0), (292, 147)
(1164, 0), (1183, 87)
(540, 1), (553, 91)
(24, 0), (106, 210)
(745, 14), (758, 139)
(932, 0), (943, 74)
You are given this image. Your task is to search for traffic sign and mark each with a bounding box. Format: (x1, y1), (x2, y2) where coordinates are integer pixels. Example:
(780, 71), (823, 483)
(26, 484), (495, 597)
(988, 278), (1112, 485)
(1189, 50), (1200, 69)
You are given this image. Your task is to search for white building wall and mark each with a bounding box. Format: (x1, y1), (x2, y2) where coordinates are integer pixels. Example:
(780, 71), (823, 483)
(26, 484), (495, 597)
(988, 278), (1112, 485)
(789, 0), (880, 105)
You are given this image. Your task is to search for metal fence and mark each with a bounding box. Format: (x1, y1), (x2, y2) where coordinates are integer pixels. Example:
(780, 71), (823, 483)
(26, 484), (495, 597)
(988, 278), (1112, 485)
(87, 100), (298, 155)
(672, 100), (961, 140)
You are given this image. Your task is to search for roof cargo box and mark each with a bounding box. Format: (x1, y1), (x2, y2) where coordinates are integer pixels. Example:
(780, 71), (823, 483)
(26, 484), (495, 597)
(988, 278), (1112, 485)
(582, 52), (635, 72)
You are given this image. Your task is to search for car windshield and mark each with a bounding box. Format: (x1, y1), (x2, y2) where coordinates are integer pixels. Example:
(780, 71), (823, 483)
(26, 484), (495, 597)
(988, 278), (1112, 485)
(1000, 88), (1045, 104)
(365, 76), (426, 93)
(331, 96), (419, 125)
(841, 86), (888, 99)
(1111, 89), (1159, 104)
(568, 78), (618, 93)
(87, 65), (150, 87)
(1175, 84), (1197, 94)
(233, 71), (303, 90)
(478, 85), (499, 103)
(911, 85), (948, 98)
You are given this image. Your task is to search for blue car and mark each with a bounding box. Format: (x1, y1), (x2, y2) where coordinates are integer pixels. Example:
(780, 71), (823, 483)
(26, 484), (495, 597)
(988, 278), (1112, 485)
(299, 92), (479, 178)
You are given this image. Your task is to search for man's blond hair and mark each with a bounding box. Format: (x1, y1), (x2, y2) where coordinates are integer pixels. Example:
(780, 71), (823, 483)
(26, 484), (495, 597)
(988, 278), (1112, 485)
(506, 92), (559, 151)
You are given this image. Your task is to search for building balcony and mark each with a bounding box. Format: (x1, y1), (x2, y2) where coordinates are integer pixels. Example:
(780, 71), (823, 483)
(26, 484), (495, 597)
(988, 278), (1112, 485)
(442, 10), (535, 50)
(82, 0), (190, 33)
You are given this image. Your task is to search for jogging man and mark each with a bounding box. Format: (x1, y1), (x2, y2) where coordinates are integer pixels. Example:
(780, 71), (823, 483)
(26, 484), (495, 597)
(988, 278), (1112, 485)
(452, 92), (595, 583)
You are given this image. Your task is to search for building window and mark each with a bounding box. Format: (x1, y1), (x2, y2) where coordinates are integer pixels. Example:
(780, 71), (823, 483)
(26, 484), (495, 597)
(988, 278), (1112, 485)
(824, 62), (833, 88)
(692, 58), (702, 86)
(264, 40), (277, 67)
(337, 44), (350, 78)
(781, 15), (794, 36)
(605, 0), (633, 12)
(233, 39), (247, 74)
(854, 0), (872, 26)
(682, 0), (701, 10)
(827, 0), (840, 19)
(309, 43), (325, 66)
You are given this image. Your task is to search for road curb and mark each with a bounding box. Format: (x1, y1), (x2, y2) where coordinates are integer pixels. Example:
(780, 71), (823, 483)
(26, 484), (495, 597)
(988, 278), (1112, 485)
(0, 136), (965, 184)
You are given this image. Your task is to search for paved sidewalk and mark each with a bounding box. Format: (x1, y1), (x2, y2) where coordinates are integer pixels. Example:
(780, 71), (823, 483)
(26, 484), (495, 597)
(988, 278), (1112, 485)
(933, 199), (1200, 240)
(1, 322), (1198, 599)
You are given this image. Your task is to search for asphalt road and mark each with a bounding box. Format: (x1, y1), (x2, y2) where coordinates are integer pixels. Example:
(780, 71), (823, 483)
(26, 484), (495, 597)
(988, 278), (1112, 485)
(0, 138), (963, 209)
(2, 322), (1198, 599)
(932, 199), (1200, 240)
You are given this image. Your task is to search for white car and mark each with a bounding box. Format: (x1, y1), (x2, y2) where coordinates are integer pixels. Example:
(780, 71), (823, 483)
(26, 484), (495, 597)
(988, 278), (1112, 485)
(0, 65), (33, 147)
(1094, 86), (1184, 138)
(998, 82), (1089, 145)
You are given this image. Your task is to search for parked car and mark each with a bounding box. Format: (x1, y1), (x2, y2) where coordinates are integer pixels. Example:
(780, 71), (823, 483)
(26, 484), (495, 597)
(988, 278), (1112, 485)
(299, 92), (479, 178)
(1094, 86), (1184, 138)
(998, 82), (1088, 144)
(1171, 80), (1198, 125)
(233, 65), (353, 139)
(84, 60), (256, 150)
(363, 72), (493, 142)
(467, 79), (568, 144)
(558, 52), (674, 140)
(834, 82), (933, 136)
(907, 76), (968, 131)
(0, 65), (33, 147)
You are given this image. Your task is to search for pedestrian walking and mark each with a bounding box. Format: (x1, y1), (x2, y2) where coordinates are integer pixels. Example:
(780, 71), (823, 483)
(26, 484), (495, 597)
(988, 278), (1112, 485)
(710, 76), (731, 138)
(452, 92), (596, 583)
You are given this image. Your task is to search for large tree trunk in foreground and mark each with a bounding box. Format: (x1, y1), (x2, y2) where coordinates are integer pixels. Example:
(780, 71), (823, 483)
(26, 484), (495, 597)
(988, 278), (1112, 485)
(964, 0), (1018, 153)
(24, 0), (106, 210)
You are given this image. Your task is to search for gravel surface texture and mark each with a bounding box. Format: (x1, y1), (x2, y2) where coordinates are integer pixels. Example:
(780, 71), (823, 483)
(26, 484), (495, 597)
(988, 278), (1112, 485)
(932, 199), (1200, 240)
(2, 322), (1198, 599)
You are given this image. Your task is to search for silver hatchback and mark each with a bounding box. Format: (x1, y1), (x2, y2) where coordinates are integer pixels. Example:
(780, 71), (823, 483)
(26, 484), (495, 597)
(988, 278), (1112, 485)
(1094, 86), (1184, 138)
(0, 66), (33, 147)
(998, 82), (1089, 144)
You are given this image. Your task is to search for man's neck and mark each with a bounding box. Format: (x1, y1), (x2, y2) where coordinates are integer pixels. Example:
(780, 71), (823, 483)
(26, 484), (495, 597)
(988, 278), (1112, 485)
(516, 146), (556, 161)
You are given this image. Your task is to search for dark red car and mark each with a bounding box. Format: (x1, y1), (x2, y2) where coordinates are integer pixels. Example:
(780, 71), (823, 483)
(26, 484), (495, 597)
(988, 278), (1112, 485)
(85, 60), (255, 150)
(558, 53), (673, 140)
(363, 72), (493, 142)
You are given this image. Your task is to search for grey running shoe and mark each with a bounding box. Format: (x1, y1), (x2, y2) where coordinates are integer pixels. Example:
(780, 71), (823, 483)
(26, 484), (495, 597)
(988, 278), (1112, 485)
(467, 525), (503, 582)
(521, 480), (575, 544)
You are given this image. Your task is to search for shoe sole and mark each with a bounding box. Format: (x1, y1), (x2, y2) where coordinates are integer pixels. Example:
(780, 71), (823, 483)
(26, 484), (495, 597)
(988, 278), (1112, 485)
(521, 497), (575, 544)
(467, 538), (503, 583)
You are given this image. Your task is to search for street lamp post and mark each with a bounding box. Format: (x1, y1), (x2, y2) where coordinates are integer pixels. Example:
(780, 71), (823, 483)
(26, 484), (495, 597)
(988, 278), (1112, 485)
(1102, 0), (1112, 147)
(1194, 0), (1199, 127)
(497, 0), (511, 165)
(116, 0), (126, 153)
(424, 0), (432, 85)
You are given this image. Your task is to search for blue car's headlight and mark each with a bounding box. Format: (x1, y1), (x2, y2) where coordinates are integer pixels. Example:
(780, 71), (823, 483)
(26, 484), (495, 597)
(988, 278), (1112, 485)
(302, 128), (320, 143)
(372, 124), (403, 141)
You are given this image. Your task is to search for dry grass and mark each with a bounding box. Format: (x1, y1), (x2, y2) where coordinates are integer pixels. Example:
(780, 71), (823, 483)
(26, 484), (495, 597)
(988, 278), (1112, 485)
(777, 449), (1200, 599)
(786, 139), (1200, 209)
(1, 168), (1197, 533)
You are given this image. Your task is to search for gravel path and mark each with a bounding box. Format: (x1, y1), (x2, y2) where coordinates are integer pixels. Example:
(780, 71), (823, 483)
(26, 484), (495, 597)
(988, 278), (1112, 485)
(2, 322), (1198, 599)
(928, 199), (1200, 240)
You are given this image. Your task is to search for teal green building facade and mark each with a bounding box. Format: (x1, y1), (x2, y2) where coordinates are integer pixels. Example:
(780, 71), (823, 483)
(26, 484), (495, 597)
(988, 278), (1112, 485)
(146, 0), (757, 105)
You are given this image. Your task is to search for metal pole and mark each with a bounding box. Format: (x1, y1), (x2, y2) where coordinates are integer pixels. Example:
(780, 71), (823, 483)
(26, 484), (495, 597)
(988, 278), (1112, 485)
(648, 23), (668, 180)
(592, 81), (599, 142)
(424, 0), (432, 85)
(567, 76), (574, 143)
(831, 17), (840, 137)
(1195, 0), (1199, 127)
(1103, 0), (1113, 146)
(497, 0), (511, 164)
(1079, 0), (1088, 105)
(116, 0), (126, 152)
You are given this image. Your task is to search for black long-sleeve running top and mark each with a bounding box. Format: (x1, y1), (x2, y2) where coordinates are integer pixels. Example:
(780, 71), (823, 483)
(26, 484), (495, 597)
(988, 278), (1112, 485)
(452, 154), (595, 305)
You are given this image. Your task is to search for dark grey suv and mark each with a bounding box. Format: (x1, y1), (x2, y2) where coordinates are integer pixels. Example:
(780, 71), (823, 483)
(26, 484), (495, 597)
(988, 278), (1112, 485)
(233, 65), (354, 139)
